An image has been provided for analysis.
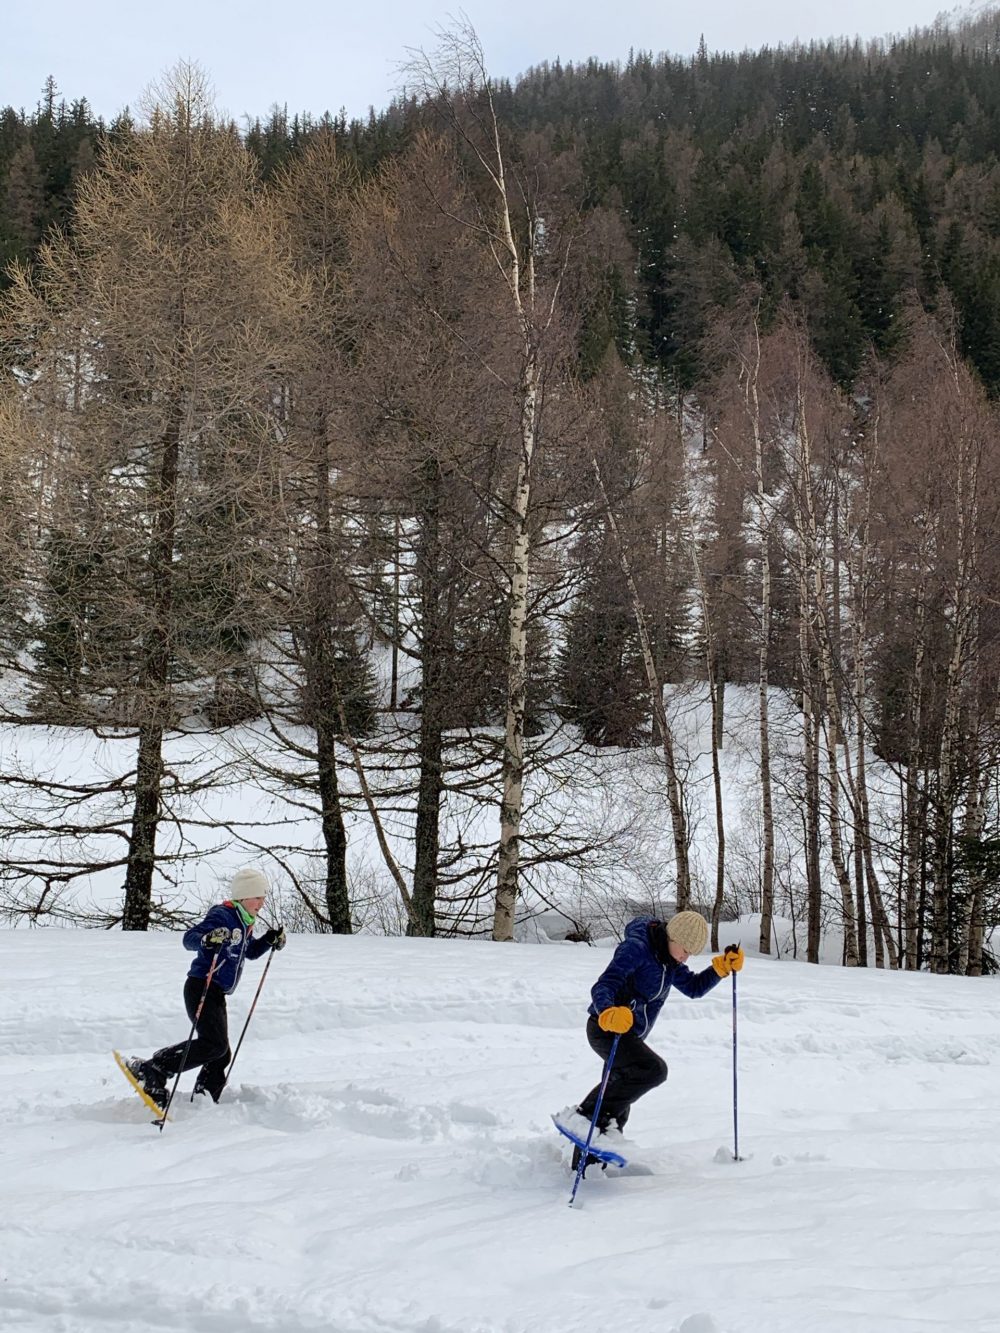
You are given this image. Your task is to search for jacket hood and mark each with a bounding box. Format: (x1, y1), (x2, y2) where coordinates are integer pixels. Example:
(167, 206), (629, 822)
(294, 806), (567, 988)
(625, 915), (673, 963)
(624, 916), (654, 944)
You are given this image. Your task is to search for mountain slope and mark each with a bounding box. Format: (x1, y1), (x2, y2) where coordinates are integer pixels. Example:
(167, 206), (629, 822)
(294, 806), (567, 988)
(1, 929), (997, 1333)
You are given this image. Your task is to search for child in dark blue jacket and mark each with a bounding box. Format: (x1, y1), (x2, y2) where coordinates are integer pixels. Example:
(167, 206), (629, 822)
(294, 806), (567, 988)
(126, 868), (285, 1109)
(554, 910), (743, 1166)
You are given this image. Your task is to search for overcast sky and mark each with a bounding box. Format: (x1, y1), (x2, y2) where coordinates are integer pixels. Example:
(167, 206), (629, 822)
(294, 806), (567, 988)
(3, 1), (966, 126)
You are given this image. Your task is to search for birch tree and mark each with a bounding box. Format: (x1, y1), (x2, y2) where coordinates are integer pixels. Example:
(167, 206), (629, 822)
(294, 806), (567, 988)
(405, 24), (581, 940)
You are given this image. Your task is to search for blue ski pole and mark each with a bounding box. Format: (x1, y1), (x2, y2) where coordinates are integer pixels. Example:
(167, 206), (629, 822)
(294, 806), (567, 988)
(569, 1034), (620, 1208)
(732, 967), (742, 1162)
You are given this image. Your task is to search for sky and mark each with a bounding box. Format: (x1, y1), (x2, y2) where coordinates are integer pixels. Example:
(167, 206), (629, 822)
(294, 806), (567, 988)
(2, 926), (997, 1333)
(2, 1), (967, 127)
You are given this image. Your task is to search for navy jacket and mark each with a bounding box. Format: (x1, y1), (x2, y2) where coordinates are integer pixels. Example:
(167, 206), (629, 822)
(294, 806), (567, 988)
(183, 902), (272, 996)
(588, 916), (722, 1039)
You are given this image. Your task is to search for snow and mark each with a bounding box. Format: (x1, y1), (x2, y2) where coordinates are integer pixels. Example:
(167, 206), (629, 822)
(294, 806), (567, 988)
(0, 680), (908, 946)
(2, 928), (998, 1333)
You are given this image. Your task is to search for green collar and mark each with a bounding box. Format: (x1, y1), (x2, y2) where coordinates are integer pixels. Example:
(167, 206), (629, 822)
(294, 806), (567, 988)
(228, 900), (255, 929)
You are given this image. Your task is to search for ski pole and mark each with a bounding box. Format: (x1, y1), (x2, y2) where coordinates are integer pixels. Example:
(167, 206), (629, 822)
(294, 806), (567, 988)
(732, 966), (742, 1162)
(569, 1033), (620, 1208)
(157, 947), (222, 1132)
(215, 933), (278, 1100)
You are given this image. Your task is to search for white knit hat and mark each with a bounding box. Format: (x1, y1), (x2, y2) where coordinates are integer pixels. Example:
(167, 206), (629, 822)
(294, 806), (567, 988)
(666, 910), (708, 955)
(228, 867), (270, 901)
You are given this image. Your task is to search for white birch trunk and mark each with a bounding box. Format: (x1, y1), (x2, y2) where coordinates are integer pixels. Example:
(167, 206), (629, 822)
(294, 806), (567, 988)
(493, 360), (538, 940)
(691, 538), (725, 946)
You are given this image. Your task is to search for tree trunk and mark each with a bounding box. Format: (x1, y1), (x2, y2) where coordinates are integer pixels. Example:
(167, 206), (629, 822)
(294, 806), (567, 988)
(904, 595), (928, 969)
(854, 807), (868, 967)
(804, 655), (823, 963)
(316, 713), (350, 932)
(493, 358), (537, 940)
(308, 436), (351, 933)
(122, 402), (181, 930)
(593, 459), (691, 908)
(743, 322), (776, 957)
(412, 709), (443, 937)
(794, 385), (859, 966)
(121, 722), (165, 929)
(930, 422), (977, 974)
(413, 458), (446, 938)
(390, 513), (401, 711)
(691, 540), (725, 946)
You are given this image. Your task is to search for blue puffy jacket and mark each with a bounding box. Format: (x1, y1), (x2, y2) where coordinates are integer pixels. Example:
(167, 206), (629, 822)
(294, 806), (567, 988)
(588, 916), (722, 1038)
(183, 902), (272, 995)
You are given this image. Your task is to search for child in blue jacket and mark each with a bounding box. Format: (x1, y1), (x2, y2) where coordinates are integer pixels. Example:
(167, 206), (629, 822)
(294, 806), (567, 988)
(126, 868), (285, 1109)
(554, 910), (743, 1167)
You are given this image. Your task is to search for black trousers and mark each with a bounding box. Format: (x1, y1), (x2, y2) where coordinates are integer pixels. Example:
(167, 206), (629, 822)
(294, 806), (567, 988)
(154, 977), (231, 1099)
(578, 1015), (668, 1130)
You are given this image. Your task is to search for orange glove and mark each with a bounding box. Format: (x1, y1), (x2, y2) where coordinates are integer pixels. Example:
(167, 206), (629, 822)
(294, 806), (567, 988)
(711, 945), (745, 978)
(597, 1005), (634, 1034)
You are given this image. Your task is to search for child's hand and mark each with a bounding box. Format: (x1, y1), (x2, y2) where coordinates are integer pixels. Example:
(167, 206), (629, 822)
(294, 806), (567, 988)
(711, 945), (745, 978)
(597, 1005), (634, 1034)
(203, 927), (231, 947)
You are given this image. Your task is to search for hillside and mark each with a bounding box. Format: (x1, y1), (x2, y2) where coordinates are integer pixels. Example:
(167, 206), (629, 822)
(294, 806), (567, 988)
(2, 927), (997, 1332)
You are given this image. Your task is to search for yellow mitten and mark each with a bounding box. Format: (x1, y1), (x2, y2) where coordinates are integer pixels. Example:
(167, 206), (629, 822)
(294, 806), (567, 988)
(597, 1005), (634, 1034)
(712, 945), (745, 977)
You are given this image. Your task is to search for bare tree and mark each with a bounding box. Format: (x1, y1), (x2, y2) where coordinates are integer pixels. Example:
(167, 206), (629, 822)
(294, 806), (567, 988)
(841, 386), (898, 968)
(262, 131), (381, 934)
(0, 63), (306, 927)
(404, 23), (581, 940)
(591, 455), (692, 907)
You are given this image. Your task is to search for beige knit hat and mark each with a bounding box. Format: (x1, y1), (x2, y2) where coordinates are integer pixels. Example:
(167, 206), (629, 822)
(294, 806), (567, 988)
(228, 867), (270, 901)
(666, 909), (708, 955)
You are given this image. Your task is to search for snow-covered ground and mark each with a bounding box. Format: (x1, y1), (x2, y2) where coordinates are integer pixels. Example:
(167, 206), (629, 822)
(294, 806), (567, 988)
(0, 682), (905, 947)
(2, 928), (997, 1333)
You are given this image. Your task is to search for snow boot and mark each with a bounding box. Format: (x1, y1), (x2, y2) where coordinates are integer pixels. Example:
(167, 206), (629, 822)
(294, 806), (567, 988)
(571, 1143), (607, 1175)
(192, 1072), (222, 1104)
(125, 1057), (168, 1110)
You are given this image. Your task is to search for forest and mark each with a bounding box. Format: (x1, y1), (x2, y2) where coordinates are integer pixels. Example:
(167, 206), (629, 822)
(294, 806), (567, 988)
(0, 12), (998, 974)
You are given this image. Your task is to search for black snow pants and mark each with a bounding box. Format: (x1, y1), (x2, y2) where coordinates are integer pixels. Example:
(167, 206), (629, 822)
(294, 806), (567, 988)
(154, 977), (231, 1101)
(578, 1014), (668, 1131)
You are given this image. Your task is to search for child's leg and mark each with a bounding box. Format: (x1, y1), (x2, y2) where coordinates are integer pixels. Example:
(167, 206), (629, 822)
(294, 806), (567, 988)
(153, 978), (230, 1086)
(578, 1016), (667, 1129)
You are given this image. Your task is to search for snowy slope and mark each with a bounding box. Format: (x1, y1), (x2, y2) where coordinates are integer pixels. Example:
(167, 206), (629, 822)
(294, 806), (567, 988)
(1, 929), (997, 1333)
(0, 682), (908, 947)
